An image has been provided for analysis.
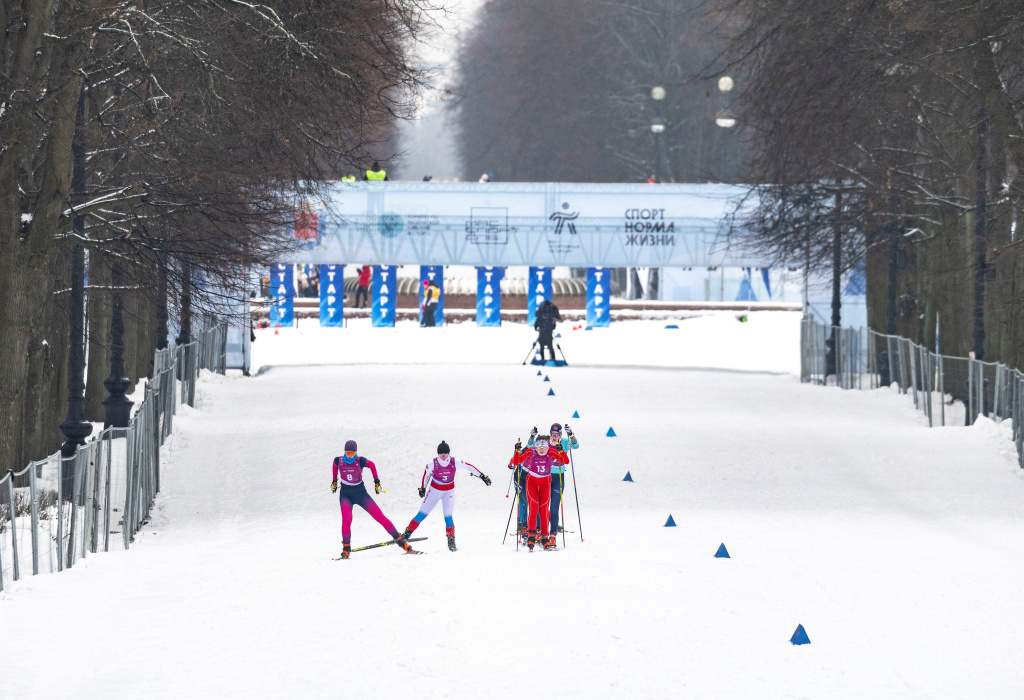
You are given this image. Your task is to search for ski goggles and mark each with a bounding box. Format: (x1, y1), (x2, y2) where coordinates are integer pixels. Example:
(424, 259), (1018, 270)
(344, 450), (356, 458)
(535, 437), (550, 447)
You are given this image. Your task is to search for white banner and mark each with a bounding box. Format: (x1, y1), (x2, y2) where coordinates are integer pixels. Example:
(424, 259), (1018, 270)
(286, 182), (760, 267)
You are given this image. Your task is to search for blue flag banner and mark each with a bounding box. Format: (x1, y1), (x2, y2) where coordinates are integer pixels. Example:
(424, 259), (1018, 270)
(476, 266), (504, 326)
(319, 264), (344, 327)
(587, 267), (610, 327)
(528, 267), (552, 326)
(372, 265), (397, 327)
(420, 265), (444, 326)
(269, 263), (294, 327)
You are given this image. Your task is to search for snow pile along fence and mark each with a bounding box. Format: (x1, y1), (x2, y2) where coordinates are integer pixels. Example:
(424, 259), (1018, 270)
(0, 323), (228, 592)
(801, 314), (1024, 470)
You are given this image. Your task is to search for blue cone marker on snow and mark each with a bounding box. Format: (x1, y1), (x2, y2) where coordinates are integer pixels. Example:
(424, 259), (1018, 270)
(572, 410), (580, 418)
(606, 427), (616, 437)
(664, 515), (677, 527)
(714, 543), (730, 558)
(790, 625), (810, 645)
(547, 388), (555, 396)
(622, 471), (633, 482)
(544, 376), (550, 382)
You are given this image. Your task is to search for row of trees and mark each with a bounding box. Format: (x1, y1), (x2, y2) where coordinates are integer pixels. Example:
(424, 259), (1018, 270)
(0, 1), (434, 475)
(451, 0), (744, 183)
(724, 0), (1024, 374)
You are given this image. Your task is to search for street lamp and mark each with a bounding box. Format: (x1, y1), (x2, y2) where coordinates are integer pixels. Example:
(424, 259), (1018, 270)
(650, 86), (666, 184)
(715, 76), (736, 128)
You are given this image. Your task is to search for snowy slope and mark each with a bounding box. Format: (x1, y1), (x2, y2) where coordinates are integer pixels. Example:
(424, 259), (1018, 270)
(3, 312), (1024, 699)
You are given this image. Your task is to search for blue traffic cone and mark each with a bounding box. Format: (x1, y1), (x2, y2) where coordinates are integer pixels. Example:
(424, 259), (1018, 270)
(544, 375), (550, 382)
(547, 388), (555, 396)
(714, 543), (730, 558)
(622, 471), (633, 482)
(572, 410), (580, 418)
(606, 427), (616, 437)
(664, 515), (677, 527)
(790, 625), (810, 645)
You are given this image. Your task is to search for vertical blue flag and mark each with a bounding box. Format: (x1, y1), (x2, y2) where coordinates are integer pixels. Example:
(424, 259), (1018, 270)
(319, 264), (344, 327)
(476, 266), (504, 326)
(268, 263), (294, 327)
(587, 267), (610, 327)
(528, 266), (552, 326)
(372, 265), (397, 327)
(420, 265), (444, 326)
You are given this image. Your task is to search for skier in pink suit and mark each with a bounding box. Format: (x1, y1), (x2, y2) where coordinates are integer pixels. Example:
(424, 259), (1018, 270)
(332, 439), (417, 559)
(401, 440), (491, 552)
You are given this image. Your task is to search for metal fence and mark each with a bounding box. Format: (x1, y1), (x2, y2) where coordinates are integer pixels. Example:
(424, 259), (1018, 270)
(800, 314), (1024, 470)
(0, 323), (228, 592)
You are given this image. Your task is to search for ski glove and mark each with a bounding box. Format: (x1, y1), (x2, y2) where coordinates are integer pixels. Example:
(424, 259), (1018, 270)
(418, 487), (426, 498)
(565, 424), (573, 437)
(374, 479), (382, 494)
(515, 439), (522, 453)
(530, 426), (538, 438)
(331, 480), (338, 493)
(481, 474), (492, 486)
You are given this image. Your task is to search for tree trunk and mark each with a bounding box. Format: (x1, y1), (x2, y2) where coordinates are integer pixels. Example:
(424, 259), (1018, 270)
(972, 93), (988, 361)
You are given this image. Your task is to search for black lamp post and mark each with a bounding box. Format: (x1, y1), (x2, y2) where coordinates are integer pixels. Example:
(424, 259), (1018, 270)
(102, 256), (133, 428)
(650, 85), (666, 183)
(60, 86), (93, 457)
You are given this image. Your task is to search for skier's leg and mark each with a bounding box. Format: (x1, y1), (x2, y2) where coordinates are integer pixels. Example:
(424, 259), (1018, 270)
(406, 486), (442, 535)
(442, 492), (456, 551)
(550, 475), (563, 533)
(538, 477), (551, 541)
(525, 476), (542, 547)
(356, 494), (401, 539)
(339, 496), (355, 545)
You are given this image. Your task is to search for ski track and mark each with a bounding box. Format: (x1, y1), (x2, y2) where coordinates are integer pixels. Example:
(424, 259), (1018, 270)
(3, 315), (1024, 698)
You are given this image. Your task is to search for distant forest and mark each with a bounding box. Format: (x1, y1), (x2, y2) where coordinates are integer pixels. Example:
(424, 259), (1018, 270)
(451, 0), (744, 184)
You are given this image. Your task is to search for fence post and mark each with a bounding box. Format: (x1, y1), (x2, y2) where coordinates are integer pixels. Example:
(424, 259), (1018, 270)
(29, 460), (39, 575)
(7, 476), (18, 581)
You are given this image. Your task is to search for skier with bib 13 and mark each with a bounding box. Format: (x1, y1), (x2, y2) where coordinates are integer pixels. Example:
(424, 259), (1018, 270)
(401, 440), (491, 552)
(508, 434), (568, 551)
(332, 439), (419, 559)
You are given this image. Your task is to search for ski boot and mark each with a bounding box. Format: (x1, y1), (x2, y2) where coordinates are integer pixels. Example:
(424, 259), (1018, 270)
(447, 536), (457, 552)
(526, 530), (537, 552)
(543, 535), (558, 551)
(339, 544), (351, 560)
(446, 525), (457, 552)
(400, 527), (413, 541)
(394, 536), (422, 555)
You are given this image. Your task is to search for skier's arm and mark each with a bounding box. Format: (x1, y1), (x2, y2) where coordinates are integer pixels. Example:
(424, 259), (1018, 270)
(364, 459), (381, 482)
(454, 458), (484, 477)
(420, 464), (432, 490)
(510, 449), (530, 467)
(332, 457), (341, 481)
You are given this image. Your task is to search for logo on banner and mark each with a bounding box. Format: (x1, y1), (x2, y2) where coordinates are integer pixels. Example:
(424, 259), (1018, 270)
(548, 202), (581, 254)
(466, 207), (511, 244)
(378, 212), (404, 238)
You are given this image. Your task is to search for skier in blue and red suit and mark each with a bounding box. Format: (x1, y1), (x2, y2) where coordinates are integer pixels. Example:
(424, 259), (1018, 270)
(332, 439), (417, 559)
(508, 434), (568, 551)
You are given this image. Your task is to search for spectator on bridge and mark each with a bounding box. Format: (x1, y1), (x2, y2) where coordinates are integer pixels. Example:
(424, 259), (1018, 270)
(355, 265), (371, 308)
(534, 297), (561, 361)
(364, 161), (388, 181)
(341, 174), (357, 182)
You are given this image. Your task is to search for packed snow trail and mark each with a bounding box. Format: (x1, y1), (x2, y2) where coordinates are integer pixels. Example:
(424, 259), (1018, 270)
(3, 314), (1024, 699)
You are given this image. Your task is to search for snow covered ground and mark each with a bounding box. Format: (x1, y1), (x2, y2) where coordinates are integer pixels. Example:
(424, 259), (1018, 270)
(4, 311), (1024, 699)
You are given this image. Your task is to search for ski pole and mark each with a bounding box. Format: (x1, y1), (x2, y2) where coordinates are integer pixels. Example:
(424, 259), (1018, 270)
(505, 470), (514, 497)
(560, 469), (567, 548)
(521, 340), (538, 365)
(556, 343), (568, 364)
(569, 448), (583, 542)
(502, 484), (517, 545)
